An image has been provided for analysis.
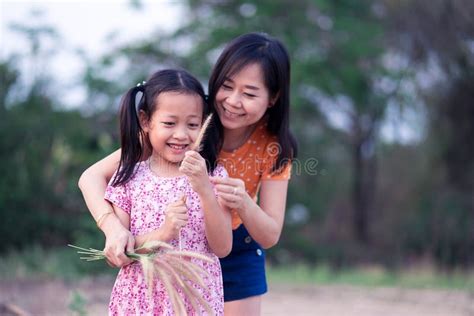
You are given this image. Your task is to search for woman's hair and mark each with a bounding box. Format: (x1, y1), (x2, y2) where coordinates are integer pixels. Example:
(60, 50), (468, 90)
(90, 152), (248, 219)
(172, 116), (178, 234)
(208, 32), (298, 172)
(112, 69), (218, 186)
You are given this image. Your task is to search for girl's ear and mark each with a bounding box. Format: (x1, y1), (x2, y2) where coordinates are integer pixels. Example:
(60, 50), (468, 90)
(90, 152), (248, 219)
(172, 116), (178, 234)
(139, 110), (149, 132)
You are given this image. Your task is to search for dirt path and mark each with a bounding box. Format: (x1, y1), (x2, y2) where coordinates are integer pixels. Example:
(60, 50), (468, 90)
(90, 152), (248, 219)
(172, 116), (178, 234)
(0, 277), (472, 315)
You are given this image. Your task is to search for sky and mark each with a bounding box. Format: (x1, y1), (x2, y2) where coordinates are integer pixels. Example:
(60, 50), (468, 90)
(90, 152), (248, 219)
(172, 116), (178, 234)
(1, 0), (422, 143)
(1, 0), (183, 106)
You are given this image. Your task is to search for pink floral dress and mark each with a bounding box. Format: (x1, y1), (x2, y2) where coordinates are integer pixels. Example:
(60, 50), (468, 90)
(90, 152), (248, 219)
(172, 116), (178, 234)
(105, 161), (227, 315)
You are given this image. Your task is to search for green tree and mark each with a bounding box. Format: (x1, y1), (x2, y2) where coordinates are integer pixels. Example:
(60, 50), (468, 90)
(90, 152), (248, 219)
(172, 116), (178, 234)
(0, 18), (110, 251)
(386, 0), (474, 266)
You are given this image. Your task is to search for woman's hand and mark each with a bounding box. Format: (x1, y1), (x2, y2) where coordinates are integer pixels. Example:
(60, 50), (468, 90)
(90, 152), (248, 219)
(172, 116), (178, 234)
(162, 196), (188, 240)
(103, 225), (135, 268)
(179, 151), (211, 195)
(210, 176), (251, 214)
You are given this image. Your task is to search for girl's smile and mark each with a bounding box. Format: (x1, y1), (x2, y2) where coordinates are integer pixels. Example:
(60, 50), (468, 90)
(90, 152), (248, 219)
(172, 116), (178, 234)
(140, 91), (203, 170)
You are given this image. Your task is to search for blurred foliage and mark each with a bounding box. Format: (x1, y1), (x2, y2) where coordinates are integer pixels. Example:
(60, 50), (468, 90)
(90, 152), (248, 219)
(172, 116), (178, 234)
(1, 0), (473, 269)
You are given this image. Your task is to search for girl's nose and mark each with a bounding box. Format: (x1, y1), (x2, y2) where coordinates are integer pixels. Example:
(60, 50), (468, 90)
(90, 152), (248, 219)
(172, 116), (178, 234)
(172, 126), (188, 139)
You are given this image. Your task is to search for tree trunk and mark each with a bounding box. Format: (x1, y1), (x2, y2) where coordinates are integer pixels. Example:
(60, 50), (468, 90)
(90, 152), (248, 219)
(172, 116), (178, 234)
(352, 131), (377, 245)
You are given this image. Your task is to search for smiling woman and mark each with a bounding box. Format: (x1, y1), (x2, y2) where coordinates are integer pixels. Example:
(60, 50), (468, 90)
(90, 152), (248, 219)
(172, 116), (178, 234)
(216, 63), (277, 145)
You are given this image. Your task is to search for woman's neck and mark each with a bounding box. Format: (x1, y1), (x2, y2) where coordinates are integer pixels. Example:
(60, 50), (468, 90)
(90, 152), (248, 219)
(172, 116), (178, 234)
(222, 123), (258, 152)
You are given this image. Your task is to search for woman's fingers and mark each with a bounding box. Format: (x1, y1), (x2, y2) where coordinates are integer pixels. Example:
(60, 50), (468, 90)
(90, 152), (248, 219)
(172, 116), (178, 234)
(104, 229), (134, 267)
(210, 176), (234, 185)
(210, 176), (244, 189)
(214, 184), (237, 194)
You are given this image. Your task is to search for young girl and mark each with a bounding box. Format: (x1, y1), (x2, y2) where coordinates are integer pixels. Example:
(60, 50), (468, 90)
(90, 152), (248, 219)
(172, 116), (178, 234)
(78, 32), (297, 315)
(103, 69), (232, 315)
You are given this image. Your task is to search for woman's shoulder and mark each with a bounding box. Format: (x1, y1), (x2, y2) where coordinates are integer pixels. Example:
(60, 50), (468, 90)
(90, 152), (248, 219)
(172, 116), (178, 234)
(251, 120), (278, 144)
(249, 122), (280, 156)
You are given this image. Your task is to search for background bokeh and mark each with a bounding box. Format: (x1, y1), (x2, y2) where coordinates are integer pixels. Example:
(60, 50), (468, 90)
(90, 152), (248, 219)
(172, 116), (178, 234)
(1, 0), (473, 291)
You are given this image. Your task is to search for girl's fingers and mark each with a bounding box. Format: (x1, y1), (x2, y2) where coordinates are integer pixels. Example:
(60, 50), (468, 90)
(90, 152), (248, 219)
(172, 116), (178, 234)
(167, 205), (188, 218)
(183, 152), (203, 165)
(169, 199), (185, 207)
(184, 150), (202, 159)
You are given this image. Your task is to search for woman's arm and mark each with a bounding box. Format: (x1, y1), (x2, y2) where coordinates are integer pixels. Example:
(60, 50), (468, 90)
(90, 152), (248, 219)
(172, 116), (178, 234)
(240, 180), (288, 248)
(78, 149), (134, 267)
(211, 177), (289, 249)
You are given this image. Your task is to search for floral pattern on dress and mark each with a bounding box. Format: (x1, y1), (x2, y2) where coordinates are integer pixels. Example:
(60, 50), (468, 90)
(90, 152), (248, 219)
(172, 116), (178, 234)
(105, 162), (227, 315)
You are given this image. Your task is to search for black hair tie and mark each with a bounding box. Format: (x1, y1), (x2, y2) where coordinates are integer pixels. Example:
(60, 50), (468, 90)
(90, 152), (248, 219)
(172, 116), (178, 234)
(136, 81), (146, 92)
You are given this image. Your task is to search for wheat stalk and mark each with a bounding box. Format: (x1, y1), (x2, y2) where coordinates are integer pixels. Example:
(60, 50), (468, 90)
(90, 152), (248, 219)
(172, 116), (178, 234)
(68, 241), (213, 315)
(192, 113), (213, 152)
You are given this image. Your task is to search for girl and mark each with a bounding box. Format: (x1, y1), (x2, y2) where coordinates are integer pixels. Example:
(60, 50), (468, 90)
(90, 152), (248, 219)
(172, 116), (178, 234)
(78, 32), (297, 315)
(102, 69), (232, 315)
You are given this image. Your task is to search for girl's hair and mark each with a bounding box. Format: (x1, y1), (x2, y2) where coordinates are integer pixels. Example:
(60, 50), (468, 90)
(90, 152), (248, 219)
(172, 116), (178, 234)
(112, 69), (218, 186)
(208, 32), (298, 172)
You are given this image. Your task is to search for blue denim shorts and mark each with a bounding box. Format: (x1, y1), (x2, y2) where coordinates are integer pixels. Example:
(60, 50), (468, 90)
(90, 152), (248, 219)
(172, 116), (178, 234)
(219, 224), (267, 302)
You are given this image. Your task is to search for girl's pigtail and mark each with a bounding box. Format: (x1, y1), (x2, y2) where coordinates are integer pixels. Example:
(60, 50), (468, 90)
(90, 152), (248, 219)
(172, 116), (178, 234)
(111, 85), (145, 186)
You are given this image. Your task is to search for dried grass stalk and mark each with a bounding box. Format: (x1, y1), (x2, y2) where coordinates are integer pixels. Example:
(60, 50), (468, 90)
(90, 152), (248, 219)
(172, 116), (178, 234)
(192, 113), (213, 152)
(68, 241), (214, 315)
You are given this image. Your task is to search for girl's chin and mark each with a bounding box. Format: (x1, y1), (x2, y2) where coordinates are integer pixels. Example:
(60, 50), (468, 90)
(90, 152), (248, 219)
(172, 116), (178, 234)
(161, 153), (185, 165)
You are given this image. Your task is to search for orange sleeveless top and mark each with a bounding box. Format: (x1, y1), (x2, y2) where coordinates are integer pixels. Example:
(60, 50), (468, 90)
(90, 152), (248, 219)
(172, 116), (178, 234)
(217, 120), (292, 229)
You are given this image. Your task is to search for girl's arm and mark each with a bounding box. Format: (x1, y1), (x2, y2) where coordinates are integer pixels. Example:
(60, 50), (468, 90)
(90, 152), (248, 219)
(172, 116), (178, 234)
(210, 177), (289, 249)
(134, 198), (188, 248)
(198, 184), (233, 257)
(180, 151), (232, 258)
(78, 149), (134, 267)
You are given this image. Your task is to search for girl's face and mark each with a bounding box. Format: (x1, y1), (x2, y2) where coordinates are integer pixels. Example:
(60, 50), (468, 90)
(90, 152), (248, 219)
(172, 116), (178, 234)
(141, 92), (203, 165)
(215, 63), (274, 133)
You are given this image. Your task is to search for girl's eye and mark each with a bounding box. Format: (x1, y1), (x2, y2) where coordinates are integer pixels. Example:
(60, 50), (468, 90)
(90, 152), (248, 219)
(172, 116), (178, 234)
(244, 93), (257, 98)
(188, 123), (200, 129)
(162, 122), (175, 126)
(222, 84), (232, 90)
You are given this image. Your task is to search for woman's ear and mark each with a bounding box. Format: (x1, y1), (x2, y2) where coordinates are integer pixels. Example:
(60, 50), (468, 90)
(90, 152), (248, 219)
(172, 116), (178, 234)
(269, 92), (280, 108)
(139, 110), (149, 132)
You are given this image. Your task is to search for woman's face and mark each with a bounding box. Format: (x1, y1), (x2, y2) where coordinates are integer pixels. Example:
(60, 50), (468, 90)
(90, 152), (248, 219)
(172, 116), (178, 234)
(215, 63), (273, 133)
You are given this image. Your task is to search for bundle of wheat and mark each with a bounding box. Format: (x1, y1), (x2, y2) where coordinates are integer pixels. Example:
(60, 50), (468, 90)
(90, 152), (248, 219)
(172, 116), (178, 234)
(69, 241), (213, 315)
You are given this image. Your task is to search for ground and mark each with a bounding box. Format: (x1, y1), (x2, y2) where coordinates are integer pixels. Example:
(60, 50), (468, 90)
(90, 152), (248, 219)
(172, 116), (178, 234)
(0, 277), (473, 315)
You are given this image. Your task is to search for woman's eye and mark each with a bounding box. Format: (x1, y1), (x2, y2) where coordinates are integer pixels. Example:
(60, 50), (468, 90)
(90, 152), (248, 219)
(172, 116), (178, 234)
(162, 122), (175, 126)
(222, 84), (232, 90)
(244, 93), (257, 98)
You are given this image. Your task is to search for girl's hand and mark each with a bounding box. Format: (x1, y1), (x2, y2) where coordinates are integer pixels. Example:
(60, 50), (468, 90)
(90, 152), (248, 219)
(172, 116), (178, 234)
(179, 151), (210, 194)
(210, 176), (250, 213)
(162, 196), (188, 239)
